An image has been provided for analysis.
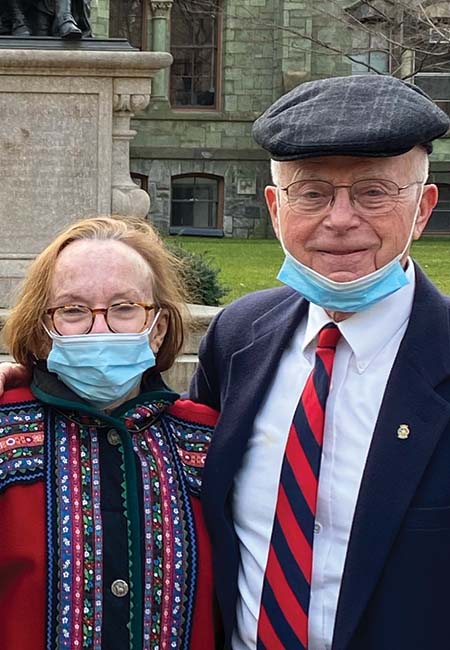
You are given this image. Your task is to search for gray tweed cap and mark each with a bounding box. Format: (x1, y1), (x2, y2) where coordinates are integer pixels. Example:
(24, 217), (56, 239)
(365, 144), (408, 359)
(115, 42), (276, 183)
(252, 75), (450, 160)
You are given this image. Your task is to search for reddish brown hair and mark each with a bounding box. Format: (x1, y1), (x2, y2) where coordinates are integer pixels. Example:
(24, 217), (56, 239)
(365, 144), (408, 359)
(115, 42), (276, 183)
(3, 216), (188, 374)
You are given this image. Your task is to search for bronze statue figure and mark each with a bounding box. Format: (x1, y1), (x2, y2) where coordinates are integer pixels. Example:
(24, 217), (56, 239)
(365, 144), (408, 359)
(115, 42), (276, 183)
(0, 0), (92, 38)
(1, 0), (31, 35)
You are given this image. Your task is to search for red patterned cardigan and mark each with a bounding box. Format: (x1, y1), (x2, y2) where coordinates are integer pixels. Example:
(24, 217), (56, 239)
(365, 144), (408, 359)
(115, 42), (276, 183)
(0, 385), (219, 650)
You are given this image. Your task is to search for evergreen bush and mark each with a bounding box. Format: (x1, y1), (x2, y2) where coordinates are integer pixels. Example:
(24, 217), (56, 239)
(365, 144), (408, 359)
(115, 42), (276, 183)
(167, 243), (228, 306)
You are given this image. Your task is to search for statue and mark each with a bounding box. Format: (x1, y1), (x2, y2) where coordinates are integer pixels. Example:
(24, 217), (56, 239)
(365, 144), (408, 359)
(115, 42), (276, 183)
(1, 1), (31, 35)
(0, 0), (92, 38)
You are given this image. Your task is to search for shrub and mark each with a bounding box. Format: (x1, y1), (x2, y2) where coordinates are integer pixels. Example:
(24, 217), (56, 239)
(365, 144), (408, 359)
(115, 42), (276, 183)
(166, 243), (228, 306)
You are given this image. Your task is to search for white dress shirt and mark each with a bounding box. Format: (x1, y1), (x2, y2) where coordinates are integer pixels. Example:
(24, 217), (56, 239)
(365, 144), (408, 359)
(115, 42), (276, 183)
(231, 261), (416, 650)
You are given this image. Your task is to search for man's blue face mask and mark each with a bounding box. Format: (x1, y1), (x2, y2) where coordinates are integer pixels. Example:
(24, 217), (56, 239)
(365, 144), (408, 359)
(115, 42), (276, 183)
(276, 187), (424, 312)
(45, 311), (161, 409)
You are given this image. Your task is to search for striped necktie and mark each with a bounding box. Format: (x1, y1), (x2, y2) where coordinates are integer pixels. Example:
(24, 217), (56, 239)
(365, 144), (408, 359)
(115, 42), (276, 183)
(257, 323), (341, 650)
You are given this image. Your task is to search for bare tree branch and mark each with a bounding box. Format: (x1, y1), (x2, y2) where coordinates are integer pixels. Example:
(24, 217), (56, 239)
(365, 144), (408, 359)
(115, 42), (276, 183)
(185, 0), (450, 78)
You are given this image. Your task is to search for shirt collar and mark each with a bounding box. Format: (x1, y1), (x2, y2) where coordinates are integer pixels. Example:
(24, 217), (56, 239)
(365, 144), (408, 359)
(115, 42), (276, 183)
(303, 259), (416, 372)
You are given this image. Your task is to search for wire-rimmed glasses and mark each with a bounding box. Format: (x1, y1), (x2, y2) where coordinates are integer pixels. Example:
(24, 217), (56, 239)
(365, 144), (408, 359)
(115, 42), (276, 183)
(279, 179), (423, 217)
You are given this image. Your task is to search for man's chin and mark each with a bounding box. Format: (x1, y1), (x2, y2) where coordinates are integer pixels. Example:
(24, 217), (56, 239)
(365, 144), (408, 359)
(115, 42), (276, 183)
(324, 268), (373, 282)
(314, 250), (374, 282)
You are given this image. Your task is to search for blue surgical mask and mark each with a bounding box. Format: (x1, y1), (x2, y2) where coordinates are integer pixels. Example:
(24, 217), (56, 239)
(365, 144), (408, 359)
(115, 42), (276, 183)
(276, 187), (423, 312)
(46, 313), (160, 409)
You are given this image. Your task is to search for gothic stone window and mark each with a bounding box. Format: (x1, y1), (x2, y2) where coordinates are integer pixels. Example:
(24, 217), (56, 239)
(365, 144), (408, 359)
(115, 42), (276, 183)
(109, 0), (147, 50)
(347, 1), (390, 75)
(171, 174), (223, 234)
(170, 0), (220, 109)
(351, 31), (390, 74)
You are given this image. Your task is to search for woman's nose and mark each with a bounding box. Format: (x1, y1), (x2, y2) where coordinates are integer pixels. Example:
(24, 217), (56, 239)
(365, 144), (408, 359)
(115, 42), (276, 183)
(90, 312), (110, 333)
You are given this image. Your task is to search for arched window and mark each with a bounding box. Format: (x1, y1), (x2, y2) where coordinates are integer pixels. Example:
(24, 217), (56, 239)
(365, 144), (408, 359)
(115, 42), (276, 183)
(170, 0), (221, 109)
(109, 0), (148, 50)
(171, 174), (223, 235)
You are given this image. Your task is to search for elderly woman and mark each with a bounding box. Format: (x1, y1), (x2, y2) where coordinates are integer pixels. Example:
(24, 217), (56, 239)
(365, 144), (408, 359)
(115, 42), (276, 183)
(0, 216), (217, 650)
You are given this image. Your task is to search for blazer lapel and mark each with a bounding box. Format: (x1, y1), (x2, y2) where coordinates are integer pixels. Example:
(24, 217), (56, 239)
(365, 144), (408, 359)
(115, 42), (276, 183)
(332, 267), (450, 650)
(202, 290), (308, 506)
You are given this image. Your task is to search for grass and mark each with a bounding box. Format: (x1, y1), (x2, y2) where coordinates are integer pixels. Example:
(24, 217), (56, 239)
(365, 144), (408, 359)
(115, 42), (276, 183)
(169, 235), (450, 304)
(412, 237), (450, 294)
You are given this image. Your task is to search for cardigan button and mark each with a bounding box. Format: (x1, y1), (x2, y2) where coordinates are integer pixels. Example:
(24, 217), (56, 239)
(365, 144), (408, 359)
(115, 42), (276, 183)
(107, 429), (121, 446)
(111, 579), (129, 598)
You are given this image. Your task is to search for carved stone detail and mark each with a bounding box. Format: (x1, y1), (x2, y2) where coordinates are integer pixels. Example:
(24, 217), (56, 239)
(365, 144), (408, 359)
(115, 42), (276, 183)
(149, 0), (173, 18)
(113, 93), (151, 113)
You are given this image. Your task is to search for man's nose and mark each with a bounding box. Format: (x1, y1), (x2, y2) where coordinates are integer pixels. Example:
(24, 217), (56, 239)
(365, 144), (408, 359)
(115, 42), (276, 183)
(323, 187), (360, 229)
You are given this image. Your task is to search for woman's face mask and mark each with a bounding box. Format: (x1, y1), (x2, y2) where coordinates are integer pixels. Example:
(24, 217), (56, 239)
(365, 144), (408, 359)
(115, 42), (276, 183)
(45, 311), (161, 410)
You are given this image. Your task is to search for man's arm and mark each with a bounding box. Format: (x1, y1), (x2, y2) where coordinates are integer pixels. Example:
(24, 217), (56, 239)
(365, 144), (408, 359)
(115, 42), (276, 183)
(0, 362), (32, 395)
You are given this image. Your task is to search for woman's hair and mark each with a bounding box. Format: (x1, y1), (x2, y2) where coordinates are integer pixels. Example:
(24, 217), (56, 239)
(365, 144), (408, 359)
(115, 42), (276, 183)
(3, 215), (188, 374)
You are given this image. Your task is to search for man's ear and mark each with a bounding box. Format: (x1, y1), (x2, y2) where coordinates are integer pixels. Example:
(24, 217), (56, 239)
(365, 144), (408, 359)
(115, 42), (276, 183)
(265, 185), (280, 239)
(413, 183), (439, 240)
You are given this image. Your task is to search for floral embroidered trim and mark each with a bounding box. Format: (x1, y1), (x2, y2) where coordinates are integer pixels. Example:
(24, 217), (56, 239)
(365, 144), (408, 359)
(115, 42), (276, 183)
(133, 421), (189, 650)
(0, 401), (45, 491)
(123, 401), (173, 433)
(53, 414), (103, 650)
(164, 414), (213, 496)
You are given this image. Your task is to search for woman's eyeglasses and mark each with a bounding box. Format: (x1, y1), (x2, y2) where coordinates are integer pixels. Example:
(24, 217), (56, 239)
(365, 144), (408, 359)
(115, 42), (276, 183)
(45, 302), (156, 335)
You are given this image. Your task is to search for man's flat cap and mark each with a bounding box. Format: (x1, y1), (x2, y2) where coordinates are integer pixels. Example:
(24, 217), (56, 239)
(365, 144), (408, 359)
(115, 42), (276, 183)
(252, 75), (450, 160)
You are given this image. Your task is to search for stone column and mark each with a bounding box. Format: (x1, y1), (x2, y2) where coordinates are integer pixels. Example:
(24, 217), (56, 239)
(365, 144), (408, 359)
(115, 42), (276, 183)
(149, 0), (173, 101)
(112, 80), (151, 217)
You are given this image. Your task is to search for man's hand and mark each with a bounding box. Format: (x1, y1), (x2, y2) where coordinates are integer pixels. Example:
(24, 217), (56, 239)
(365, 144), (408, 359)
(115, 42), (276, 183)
(0, 362), (31, 395)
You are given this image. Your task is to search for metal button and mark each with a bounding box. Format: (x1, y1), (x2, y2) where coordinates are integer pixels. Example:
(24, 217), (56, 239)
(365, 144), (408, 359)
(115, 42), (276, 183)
(314, 522), (322, 534)
(111, 579), (129, 598)
(107, 429), (120, 446)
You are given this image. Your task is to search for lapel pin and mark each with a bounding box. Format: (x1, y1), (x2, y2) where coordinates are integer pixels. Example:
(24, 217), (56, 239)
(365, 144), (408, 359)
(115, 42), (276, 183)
(397, 424), (410, 440)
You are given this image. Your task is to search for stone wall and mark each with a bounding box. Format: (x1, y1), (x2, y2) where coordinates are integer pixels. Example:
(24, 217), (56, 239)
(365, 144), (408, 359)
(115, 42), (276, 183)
(90, 0), (110, 38)
(131, 153), (273, 239)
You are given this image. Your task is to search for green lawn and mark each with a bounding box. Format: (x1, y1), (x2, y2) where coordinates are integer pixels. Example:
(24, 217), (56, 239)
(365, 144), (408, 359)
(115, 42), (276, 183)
(170, 236), (450, 304)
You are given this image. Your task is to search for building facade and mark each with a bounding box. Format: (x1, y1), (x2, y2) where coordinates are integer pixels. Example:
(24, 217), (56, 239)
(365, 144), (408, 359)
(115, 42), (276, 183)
(90, 0), (450, 237)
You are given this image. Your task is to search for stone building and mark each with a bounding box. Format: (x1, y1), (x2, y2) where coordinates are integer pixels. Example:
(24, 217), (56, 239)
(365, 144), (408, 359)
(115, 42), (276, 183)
(90, 0), (450, 237)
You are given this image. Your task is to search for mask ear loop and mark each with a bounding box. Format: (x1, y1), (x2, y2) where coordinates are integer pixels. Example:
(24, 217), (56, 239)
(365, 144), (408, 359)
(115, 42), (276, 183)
(275, 187), (290, 256)
(401, 182), (425, 260)
(147, 308), (163, 353)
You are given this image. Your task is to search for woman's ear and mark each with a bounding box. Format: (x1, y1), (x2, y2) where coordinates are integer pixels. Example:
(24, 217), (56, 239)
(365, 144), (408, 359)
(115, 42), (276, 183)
(150, 310), (169, 354)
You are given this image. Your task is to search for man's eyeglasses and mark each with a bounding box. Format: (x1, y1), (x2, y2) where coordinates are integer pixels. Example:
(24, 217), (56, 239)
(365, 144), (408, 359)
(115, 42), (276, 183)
(45, 302), (156, 336)
(279, 179), (423, 217)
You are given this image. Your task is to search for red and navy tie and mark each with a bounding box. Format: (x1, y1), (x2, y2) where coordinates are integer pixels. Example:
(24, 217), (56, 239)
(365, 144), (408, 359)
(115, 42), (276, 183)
(257, 323), (341, 650)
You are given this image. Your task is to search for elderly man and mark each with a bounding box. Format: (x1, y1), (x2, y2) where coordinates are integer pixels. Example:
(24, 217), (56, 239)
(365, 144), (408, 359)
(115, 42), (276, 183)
(190, 75), (450, 650)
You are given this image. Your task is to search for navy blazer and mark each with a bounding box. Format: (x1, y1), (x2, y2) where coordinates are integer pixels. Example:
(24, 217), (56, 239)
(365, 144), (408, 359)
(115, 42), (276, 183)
(190, 264), (450, 650)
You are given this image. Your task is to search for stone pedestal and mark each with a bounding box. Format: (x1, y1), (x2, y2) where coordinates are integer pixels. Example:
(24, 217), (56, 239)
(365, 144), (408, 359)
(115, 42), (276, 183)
(0, 47), (171, 306)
